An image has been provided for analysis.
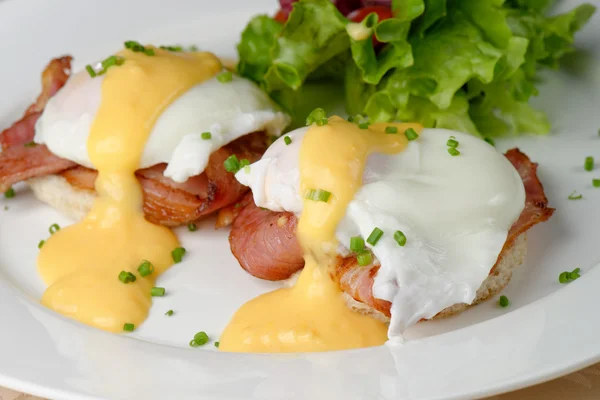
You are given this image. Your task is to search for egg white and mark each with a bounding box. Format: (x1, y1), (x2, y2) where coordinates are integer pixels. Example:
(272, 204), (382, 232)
(34, 68), (290, 183)
(236, 127), (526, 337)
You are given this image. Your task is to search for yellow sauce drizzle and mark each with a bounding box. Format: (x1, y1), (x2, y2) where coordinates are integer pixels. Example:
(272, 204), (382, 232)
(220, 117), (423, 352)
(38, 49), (221, 332)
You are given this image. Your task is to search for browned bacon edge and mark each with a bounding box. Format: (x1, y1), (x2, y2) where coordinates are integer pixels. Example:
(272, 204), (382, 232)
(228, 149), (555, 317)
(0, 56), (267, 226)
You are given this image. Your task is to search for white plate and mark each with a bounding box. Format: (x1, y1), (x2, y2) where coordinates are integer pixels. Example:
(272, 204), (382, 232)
(0, 0), (599, 399)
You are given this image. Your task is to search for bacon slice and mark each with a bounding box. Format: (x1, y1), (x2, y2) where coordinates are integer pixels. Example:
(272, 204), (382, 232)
(228, 149), (555, 315)
(229, 193), (304, 280)
(59, 132), (267, 226)
(1, 56), (72, 150)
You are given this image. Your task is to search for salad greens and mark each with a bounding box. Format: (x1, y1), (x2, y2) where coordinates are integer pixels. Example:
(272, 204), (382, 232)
(237, 0), (595, 137)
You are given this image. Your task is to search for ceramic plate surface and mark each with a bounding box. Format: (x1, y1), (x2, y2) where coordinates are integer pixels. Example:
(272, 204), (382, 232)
(0, 0), (599, 399)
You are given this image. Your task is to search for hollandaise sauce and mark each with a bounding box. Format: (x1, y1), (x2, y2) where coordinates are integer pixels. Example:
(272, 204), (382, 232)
(220, 117), (423, 352)
(38, 49), (221, 332)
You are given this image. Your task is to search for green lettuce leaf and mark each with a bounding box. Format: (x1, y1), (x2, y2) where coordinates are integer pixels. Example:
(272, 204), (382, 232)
(236, 16), (283, 84)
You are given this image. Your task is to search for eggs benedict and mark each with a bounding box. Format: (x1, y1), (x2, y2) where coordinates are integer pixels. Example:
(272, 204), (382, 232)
(0, 48), (289, 226)
(220, 115), (554, 352)
(0, 44), (289, 333)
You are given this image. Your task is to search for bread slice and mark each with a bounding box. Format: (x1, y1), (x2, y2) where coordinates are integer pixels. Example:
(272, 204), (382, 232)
(343, 233), (528, 323)
(28, 175), (95, 221)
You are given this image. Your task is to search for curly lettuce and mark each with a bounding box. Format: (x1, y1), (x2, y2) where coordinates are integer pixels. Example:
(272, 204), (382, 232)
(236, 0), (595, 136)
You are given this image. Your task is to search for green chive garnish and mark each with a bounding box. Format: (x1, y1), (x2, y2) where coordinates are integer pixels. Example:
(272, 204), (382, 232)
(358, 122), (369, 129)
(347, 116), (355, 122)
(447, 138), (459, 148)
(124, 40), (154, 56)
(385, 126), (398, 134)
(118, 271), (136, 284)
(350, 236), (365, 253)
(151, 287), (166, 297)
(188, 223), (197, 232)
(24, 141), (37, 147)
(123, 323), (135, 332)
(85, 65), (97, 78)
(224, 155), (240, 173)
(568, 190), (583, 200)
(593, 179), (600, 188)
(214, 341), (220, 348)
(137, 260), (155, 277)
(4, 187), (15, 198)
(484, 137), (495, 146)
(284, 136), (292, 145)
(165, 310), (174, 316)
(498, 295), (509, 308)
(190, 331), (209, 347)
(404, 128), (419, 141)
(366, 227), (384, 246)
(201, 132), (211, 140)
(357, 251), (372, 267)
(448, 148), (461, 156)
(584, 156), (594, 171)
(159, 45), (183, 52)
(38, 240), (45, 249)
(239, 159), (250, 169)
(305, 189), (331, 203)
(49, 223), (60, 234)
(172, 247), (187, 263)
(559, 268), (581, 283)
(306, 108), (327, 126)
(393, 230), (407, 247)
(217, 71), (233, 83)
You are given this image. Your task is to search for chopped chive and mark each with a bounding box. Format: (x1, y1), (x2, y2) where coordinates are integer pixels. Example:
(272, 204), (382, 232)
(24, 141), (37, 147)
(305, 189), (331, 203)
(193, 331), (209, 346)
(498, 295), (509, 308)
(316, 118), (328, 126)
(224, 155), (240, 173)
(306, 108), (326, 126)
(159, 45), (183, 52)
(151, 287), (166, 297)
(217, 71), (233, 83)
(124, 40), (153, 56)
(448, 148), (461, 156)
(484, 137), (495, 146)
(568, 190), (583, 200)
(123, 323), (135, 332)
(189, 45), (199, 51)
(357, 251), (372, 267)
(593, 179), (600, 188)
(366, 227), (384, 246)
(350, 236), (365, 253)
(38, 240), (45, 249)
(239, 159), (250, 169)
(49, 223), (60, 234)
(165, 310), (174, 316)
(189, 339), (200, 347)
(385, 126), (398, 134)
(404, 128), (419, 141)
(137, 260), (155, 277)
(214, 341), (220, 348)
(584, 156), (594, 171)
(188, 223), (197, 232)
(284, 136), (292, 145)
(243, 165), (251, 174)
(358, 122), (369, 129)
(447, 138), (459, 148)
(118, 271), (136, 284)
(393, 230), (407, 247)
(172, 247), (187, 263)
(144, 48), (155, 56)
(201, 132), (212, 140)
(4, 187), (15, 198)
(347, 116), (355, 122)
(559, 268), (581, 283)
(85, 65), (97, 78)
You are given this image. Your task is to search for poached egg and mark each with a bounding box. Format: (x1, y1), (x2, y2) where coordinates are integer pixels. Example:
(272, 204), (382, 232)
(234, 121), (525, 339)
(34, 61), (289, 183)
